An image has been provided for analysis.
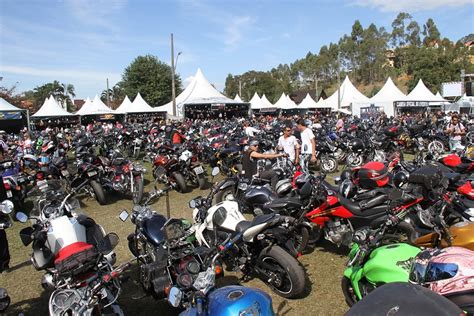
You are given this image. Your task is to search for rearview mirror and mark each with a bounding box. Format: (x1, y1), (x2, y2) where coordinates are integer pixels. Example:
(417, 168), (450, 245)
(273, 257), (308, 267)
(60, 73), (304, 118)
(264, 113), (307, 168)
(333, 176), (341, 185)
(98, 232), (120, 254)
(211, 167), (219, 177)
(168, 287), (183, 308)
(119, 210), (129, 222)
(19, 227), (34, 246)
(15, 212), (28, 223)
(189, 199), (197, 209)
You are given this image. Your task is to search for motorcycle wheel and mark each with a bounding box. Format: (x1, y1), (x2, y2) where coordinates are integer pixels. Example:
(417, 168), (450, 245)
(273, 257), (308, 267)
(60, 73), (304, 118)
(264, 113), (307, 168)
(257, 245), (306, 299)
(132, 176), (144, 204)
(90, 180), (107, 205)
(346, 153), (363, 168)
(197, 175), (207, 190)
(428, 140), (444, 155)
(334, 148), (347, 163)
(373, 150), (386, 162)
(289, 226), (309, 254)
(172, 172), (188, 193)
(341, 277), (358, 307)
(320, 156), (338, 173)
(215, 186), (235, 203)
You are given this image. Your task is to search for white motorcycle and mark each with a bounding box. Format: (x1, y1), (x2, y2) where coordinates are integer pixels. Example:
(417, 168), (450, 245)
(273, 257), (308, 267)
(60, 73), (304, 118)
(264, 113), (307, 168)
(188, 168), (307, 299)
(16, 179), (125, 316)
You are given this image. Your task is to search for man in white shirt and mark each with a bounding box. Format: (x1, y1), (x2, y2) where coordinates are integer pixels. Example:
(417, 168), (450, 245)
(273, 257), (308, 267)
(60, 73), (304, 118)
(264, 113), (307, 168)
(244, 121), (260, 137)
(278, 126), (300, 164)
(296, 118), (316, 173)
(445, 115), (466, 151)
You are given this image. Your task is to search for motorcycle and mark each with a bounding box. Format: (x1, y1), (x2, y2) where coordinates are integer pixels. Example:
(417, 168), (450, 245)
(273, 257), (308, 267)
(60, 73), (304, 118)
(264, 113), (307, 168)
(119, 187), (214, 307)
(153, 151), (189, 193)
(105, 150), (145, 204)
(178, 148), (208, 190)
(167, 235), (275, 316)
(189, 170), (307, 299)
(16, 179), (125, 315)
(0, 200), (15, 272)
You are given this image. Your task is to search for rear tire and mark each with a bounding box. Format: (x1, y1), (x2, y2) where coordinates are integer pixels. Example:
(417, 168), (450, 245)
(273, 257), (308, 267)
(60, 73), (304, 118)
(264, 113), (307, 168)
(90, 180), (107, 205)
(257, 245), (306, 299)
(197, 175), (207, 190)
(172, 172), (188, 193)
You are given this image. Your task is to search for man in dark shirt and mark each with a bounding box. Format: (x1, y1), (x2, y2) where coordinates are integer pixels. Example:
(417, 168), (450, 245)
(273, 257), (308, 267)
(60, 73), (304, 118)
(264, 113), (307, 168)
(242, 140), (286, 189)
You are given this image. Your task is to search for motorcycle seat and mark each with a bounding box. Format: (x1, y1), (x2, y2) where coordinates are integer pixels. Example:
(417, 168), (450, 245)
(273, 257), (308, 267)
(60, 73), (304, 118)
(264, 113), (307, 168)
(262, 197), (303, 213)
(459, 196), (474, 208)
(444, 173), (462, 184)
(338, 195), (388, 216)
(235, 213), (276, 233)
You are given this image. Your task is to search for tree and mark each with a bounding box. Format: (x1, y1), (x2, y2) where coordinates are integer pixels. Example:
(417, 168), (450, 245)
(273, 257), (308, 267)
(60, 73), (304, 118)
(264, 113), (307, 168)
(406, 21), (421, 47)
(120, 55), (182, 107)
(391, 12), (412, 47)
(101, 84), (125, 109)
(32, 81), (76, 111)
(422, 18), (441, 46)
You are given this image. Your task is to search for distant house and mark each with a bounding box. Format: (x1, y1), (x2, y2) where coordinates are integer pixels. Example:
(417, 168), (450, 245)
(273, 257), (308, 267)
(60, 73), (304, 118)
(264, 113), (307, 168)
(385, 49), (396, 68)
(74, 99), (85, 111)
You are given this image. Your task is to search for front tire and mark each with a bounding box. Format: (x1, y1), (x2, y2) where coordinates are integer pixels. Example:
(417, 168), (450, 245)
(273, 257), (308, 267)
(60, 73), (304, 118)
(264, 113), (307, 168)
(132, 176), (144, 204)
(90, 180), (107, 205)
(257, 246), (306, 299)
(197, 175), (207, 190)
(341, 277), (357, 307)
(320, 156), (338, 173)
(215, 186), (235, 203)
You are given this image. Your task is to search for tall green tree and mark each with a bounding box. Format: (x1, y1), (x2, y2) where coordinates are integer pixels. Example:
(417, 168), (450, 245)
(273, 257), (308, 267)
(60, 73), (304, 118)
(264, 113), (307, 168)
(32, 81), (76, 111)
(422, 18), (441, 46)
(101, 84), (125, 109)
(120, 55), (182, 107)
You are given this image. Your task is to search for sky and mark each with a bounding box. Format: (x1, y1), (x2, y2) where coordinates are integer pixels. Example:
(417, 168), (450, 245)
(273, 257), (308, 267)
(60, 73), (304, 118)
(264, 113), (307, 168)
(1, 0), (473, 100)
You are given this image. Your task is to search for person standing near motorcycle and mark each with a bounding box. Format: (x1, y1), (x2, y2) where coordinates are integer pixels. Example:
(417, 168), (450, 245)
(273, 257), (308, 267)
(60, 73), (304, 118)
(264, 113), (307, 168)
(244, 121), (260, 137)
(242, 140), (286, 189)
(278, 126), (300, 164)
(445, 115), (466, 152)
(296, 119), (316, 173)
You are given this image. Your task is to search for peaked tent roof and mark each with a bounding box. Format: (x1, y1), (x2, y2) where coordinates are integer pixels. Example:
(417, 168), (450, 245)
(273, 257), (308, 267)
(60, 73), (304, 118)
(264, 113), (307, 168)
(157, 68), (245, 116)
(114, 96), (133, 114)
(273, 93), (289, 109)
(76, 95), (115, 116)
(250, 93), (264, 110)
(370, 77), (406, 102)
(234, 94), (243, 102)
(405, 79), (439, 102)
(299, 93), (318, 109)
(313, 97), (330, 108)
(130, 93), (160, 113)
(260, 94), (274, 109)
(32, 96), (76, 117)
(323, 76), (369, 109)
(0, 98), (24, 112)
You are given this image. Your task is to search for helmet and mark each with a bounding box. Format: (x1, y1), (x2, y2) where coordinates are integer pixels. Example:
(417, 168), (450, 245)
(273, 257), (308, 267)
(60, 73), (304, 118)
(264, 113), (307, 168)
(275, 179), (293, 196)
(349, 138), (364, 153)
(393, 171), (409, 189)
(249, 139), (259, 147)
(356, 161), (389, 189)
(442, 154), (462, 168)
(410, 247), (474, 299)
(340, 169), (352, 182)
(339, 179), (356, 198)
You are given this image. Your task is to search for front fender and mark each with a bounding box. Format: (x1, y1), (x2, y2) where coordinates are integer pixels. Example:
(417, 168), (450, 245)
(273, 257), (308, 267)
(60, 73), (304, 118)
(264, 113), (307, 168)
(344, 266), (365, 300)
(219, 179), (237, 191)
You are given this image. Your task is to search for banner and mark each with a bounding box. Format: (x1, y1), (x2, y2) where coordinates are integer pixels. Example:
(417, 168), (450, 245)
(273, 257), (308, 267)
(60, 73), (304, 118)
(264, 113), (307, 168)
(0, 111), (22, 120)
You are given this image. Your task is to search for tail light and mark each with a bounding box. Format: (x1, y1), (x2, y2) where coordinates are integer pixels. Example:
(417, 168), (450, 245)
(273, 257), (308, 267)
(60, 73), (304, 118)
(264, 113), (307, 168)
(123, 164), (130, 173)
(3, 181), (11, 190)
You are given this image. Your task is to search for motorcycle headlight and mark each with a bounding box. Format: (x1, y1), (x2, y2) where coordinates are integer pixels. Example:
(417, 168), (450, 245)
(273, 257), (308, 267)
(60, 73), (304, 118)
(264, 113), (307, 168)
(0, 200), (14, 215)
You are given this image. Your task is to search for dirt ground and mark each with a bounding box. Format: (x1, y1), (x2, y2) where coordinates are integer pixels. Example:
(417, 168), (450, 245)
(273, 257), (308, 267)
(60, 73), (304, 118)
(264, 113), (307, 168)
(0, 163), (349, 316)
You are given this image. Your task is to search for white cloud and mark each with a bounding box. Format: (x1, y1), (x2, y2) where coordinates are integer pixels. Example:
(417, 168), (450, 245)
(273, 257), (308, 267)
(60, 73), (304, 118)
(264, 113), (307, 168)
(66, 0), (127, 30)
(224, 16), (256, 48)
(2, 65), (120, 82)
(353, 0), (472, 12)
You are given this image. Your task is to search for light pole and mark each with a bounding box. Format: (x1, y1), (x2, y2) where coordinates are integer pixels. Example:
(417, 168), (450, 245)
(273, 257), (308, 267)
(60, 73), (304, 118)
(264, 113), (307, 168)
(171, 34), (182, 117)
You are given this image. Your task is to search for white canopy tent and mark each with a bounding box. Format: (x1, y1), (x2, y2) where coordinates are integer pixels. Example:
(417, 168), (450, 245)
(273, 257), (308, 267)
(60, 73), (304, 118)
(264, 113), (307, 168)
(129, 93), (160, 113)
(404, 79), (440, 102)
(322, 76), (369, 111)
(249, 93), (264, 110)
(234, 94), (243, 102)
(353, 77), (406, 117)
(32, 96), (76, 118)
(157, 68), (246, 117)
(0, 98), (24, 112)
(260, 94), (275, 109)
(273, 93), (290, 110)
(114, 96), (133, 114)
(299, 93), (318, 109)
(76, 95), (115, 116)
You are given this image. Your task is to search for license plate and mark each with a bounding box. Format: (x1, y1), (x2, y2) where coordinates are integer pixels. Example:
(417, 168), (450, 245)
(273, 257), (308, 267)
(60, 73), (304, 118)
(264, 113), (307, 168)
(87, 171), (97, 177)
(417, 137), (424, 143)
(194, 166), (204, 175)
(61, 170), (69, 176)
(6, 190), (12, 198)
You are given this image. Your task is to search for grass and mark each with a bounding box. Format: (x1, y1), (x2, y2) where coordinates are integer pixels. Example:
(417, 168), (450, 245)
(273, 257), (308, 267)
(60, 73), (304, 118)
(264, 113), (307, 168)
(0, 162), (349, 316)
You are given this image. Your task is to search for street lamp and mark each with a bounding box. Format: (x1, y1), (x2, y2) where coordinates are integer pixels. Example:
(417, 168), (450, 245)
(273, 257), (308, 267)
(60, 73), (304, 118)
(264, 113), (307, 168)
(171, 34), (183, 117)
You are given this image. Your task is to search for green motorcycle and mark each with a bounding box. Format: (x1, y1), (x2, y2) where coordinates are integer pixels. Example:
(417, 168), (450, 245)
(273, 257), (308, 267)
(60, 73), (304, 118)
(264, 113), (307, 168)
(341, 214), (421, 306)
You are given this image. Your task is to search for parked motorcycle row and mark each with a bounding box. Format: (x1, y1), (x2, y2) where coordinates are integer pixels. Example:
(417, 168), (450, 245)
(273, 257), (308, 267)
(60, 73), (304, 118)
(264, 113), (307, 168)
(1, 114), (474, 315)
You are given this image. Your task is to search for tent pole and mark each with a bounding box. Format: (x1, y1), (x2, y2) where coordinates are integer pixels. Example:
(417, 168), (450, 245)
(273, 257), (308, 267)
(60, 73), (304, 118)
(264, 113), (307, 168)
(26, 110), (31, 132)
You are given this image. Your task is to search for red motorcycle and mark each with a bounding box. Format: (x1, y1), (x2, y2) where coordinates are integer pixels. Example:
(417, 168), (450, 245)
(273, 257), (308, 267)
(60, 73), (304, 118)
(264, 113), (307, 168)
(152, 153), (188, 193)
(438, 154), (474, 174)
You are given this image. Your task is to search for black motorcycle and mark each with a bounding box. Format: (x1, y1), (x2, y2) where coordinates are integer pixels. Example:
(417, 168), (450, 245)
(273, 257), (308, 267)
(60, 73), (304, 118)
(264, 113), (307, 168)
(119, 187), (213, 306)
